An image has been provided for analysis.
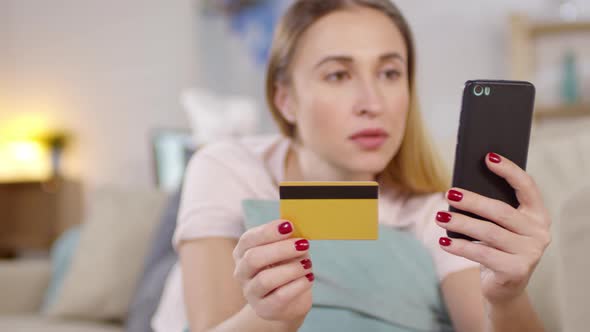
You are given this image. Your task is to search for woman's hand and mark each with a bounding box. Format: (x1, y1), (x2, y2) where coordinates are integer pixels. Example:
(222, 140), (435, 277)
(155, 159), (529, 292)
(435, 152), (552, 305)
(232, 219), (314, 324)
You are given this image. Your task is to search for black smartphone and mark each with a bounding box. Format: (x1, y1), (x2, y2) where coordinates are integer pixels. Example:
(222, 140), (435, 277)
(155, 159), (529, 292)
(447, 80), (535, 241)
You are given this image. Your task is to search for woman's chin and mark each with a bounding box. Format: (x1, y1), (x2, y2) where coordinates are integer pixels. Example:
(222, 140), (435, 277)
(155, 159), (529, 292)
(345, 159), (389, 178)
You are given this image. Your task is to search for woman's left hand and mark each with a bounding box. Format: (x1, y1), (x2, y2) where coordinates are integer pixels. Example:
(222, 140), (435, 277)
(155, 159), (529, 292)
(435, 152), (552, 305)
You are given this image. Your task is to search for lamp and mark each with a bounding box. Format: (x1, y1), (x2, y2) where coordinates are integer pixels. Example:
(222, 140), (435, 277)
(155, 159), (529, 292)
(0, 137), (52, 182)
(0, 132), (70, 183)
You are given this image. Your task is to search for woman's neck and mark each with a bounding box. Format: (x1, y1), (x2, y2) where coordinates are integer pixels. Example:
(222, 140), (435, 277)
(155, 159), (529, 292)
(284, 142), (376, 182)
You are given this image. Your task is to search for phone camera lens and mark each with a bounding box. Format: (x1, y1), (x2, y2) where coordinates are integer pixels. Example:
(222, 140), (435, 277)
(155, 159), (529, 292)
(473, 85), (484, 96)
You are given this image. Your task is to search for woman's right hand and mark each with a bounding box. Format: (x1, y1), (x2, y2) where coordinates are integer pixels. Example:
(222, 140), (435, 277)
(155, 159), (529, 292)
(232, 219), (314, 325)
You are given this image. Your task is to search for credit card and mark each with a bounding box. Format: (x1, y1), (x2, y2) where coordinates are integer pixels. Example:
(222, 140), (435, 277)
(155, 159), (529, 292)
(279, 181), (379, 240)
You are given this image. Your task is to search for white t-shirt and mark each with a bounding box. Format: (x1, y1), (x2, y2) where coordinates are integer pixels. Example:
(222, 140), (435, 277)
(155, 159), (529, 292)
(152, 134), (479, 332)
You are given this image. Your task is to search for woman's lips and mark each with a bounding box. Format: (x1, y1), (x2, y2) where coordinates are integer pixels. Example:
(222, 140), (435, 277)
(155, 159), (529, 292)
(349, 129), (389, 150)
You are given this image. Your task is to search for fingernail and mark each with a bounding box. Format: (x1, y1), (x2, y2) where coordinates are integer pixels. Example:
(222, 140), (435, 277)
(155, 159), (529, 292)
(439, 237), (452, 246)
(306, 273), (315, 282)
(447, 189), (463, 202)
(278, 221), (292, 235)
(300, 259), (312, 269)
(436, 211), (452, 223)
(488, 152), (501, 163)
(295, 239), (309, 251)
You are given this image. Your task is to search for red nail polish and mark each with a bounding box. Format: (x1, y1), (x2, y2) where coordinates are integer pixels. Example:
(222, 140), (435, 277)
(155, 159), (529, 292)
(447, 189), (463, 202)
(300, 259), (312, 269)
(278, 221), (292, 235)
(439, 237), (452, 246)
(436, 211), (452, 223)
(488, 152), (501, 163)
(306, 273), (315, 282)
(295, 239), (309, 251)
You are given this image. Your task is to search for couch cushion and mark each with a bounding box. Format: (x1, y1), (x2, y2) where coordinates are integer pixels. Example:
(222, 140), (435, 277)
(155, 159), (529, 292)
(0, 259), (51, 314)
(558, 183), (590, 332)
(45, 187), (167, 322)
(527, 132), (590, 217)
(0, 314), (122, 332)
(521, 131), (590, 332)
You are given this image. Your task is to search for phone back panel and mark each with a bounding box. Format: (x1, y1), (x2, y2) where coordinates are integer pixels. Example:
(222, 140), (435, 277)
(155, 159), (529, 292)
(448, 80), (535, 240)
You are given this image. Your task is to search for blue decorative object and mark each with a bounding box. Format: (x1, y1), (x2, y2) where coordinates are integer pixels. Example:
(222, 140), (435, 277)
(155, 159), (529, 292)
(204, 0), (291, 66)
(561, 50), (580, 105)
(227, 1), (289, 65)
(41, 226), (82, 312)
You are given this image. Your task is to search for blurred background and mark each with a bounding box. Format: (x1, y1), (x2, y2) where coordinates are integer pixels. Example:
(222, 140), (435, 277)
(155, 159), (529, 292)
(0, 1), (588, 332)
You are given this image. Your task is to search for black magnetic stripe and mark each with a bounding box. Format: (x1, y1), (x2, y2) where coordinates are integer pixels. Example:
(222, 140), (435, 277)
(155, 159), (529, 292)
(279, 185), (378, 199)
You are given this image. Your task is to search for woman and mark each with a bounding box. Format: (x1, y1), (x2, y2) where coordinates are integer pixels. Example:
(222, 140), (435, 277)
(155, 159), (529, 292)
(154, 1), (551, 331)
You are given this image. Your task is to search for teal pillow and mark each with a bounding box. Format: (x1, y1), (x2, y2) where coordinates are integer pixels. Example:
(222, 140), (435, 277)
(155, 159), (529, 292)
(242, 199), (454, 332)
(41, 226), (82, 312)
(184, 200), (454, 332)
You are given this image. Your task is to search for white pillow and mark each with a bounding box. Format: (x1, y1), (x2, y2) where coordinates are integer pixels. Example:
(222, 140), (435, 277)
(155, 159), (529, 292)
(45, 187), (167, 322)
(181, 88), (260, 146)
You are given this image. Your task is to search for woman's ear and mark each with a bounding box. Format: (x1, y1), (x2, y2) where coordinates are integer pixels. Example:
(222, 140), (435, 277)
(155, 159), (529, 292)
(274, 83), (296, 124)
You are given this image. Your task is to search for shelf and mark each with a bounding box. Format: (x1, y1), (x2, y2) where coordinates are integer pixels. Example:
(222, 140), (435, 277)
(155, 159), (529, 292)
(509, 14), (590, 80)
(531, 21), (590, 36)
(534, 104), (590, 120)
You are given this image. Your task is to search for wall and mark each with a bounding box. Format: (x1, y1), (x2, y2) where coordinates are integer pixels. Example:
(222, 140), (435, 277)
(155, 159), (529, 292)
(0, 1), (13, 116)
(398, 1), (547, 138)
(0, 0), (198, 189)
(1, 0), (588, 189)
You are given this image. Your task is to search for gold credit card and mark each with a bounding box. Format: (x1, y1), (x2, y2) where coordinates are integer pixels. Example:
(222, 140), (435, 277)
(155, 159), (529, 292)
(279, 181), (379, 240)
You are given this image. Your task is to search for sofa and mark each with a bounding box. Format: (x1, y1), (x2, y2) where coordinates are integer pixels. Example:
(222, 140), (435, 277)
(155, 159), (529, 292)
(0, 187), (180, 332)
(436, 118), (590, 332)
(0, 119), (589, 332)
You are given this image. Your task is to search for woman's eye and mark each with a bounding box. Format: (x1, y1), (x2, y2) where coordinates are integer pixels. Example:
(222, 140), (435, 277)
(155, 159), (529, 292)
(381, 69), (401, 80)
(326, 71), (350, 82)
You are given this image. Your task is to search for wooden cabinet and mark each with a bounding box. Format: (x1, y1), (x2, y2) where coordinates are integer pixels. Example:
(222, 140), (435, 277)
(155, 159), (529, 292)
(0, 178), (82, 258)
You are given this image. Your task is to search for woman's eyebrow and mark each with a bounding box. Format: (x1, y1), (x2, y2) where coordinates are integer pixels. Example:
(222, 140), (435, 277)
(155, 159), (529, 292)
(380, 52), (405, 64)
(313, 55), (353, 69)
(314, 52), (405, 69)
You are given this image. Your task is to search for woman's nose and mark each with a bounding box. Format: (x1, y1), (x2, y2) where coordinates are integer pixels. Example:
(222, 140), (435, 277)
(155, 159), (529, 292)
(353, 80), (384, 117)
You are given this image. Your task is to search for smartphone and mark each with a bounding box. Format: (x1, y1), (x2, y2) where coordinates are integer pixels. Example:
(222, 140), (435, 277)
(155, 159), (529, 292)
(447, 80), (535, 241)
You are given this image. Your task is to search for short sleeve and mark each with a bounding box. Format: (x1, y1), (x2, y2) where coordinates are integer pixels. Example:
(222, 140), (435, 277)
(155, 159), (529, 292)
(172, 144), (252, 249)
(414, 193), (480, 281)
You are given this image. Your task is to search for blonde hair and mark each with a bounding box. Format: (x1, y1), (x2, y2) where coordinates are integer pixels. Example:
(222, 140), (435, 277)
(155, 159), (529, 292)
(265, 0), (450, 194)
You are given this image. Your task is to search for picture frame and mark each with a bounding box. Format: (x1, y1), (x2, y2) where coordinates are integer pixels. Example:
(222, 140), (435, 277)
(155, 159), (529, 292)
(150, 128), (196, 192)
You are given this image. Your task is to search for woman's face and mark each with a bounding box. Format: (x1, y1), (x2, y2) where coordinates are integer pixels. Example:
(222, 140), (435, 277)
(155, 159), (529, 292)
(281, 7), (410, 179)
